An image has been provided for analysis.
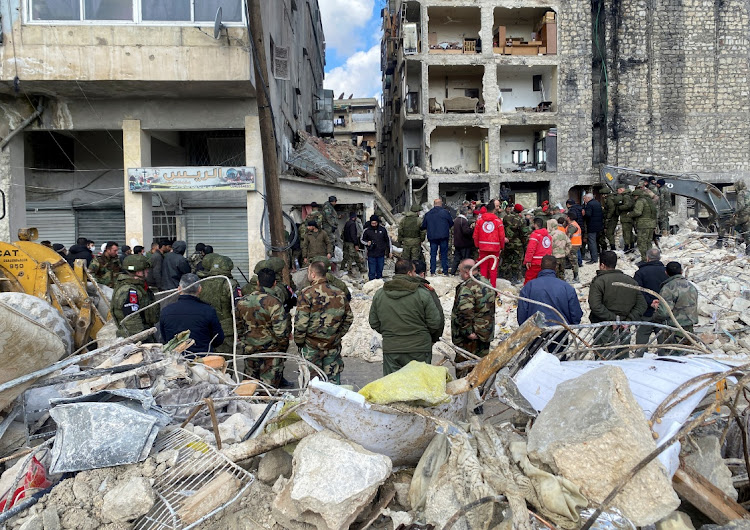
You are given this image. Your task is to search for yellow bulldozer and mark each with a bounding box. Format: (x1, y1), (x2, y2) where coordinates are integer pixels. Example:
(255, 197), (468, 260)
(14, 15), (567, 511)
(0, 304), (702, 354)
(0, 228), (110, 350)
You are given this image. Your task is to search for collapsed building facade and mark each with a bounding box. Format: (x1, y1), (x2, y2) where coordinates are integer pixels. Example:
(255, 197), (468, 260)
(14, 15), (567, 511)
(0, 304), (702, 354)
(380, 0), (750, 216)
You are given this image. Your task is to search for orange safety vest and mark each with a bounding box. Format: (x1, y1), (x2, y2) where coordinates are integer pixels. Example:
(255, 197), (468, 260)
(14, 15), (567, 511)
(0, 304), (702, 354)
(569, 221), (582, 246)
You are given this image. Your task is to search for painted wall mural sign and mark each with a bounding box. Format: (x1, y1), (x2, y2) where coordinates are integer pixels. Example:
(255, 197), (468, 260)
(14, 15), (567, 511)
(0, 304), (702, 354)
(128, 167), (256, 192)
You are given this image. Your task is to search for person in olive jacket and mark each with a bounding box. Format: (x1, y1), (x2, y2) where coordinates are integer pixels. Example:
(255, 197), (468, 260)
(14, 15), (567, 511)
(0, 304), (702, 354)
(369, 259), (444, 376)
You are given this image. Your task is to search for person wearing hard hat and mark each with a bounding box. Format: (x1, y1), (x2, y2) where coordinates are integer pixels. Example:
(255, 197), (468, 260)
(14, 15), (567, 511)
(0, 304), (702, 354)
(112, 254), (159, 340)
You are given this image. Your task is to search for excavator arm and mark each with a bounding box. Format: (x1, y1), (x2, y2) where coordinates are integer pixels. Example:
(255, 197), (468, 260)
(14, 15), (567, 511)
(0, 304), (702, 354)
(600, 165), (735, 229)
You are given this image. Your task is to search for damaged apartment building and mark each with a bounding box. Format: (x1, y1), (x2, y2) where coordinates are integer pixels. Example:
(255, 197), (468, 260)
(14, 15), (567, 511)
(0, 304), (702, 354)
(380, 0), (750, 214)
(0, 0), (378, 274)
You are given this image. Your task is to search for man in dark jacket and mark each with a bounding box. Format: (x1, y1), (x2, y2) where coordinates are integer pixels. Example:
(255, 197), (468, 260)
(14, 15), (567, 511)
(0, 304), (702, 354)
(582, 193), (603, 264)
(362, 215), (391, 280)
(341, 213), (364, 274)
(369, 259), (444, 375)
(159, 273), (224, 354)
(518, 255), (582, 326)
(450, 207), (475, 275)
(162, 240), (191, 290)
(66, 237), (94, 267)
(633, 248), (668, 347)
(148, 240), (170, 290)
(421, 198), (454, 275)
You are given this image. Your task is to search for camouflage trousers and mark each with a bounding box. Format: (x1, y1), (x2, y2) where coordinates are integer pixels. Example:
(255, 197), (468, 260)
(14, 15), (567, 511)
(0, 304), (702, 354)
(245, 344), (288, 387)
(453, 338), (490, 378)
(658, 214), (670, 234)
(636, 226), (655, 262)
(621, 221), (635, 247)
(401, 243), (424, 263)
(555, 249), (578, 280)
(288, 248), (303, 271)
(341, 242), (364, 272)
(499, 248), (523, 281)
(300, 344), (344, 384)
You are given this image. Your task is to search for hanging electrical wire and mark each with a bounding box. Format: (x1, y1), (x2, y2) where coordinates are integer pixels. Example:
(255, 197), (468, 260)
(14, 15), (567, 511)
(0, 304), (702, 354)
(258, 192), (298, 252)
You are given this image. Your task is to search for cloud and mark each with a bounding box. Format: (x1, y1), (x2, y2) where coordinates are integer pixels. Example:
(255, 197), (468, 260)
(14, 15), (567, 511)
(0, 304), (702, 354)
(324, 44), (381, 99)
(318, 0), (375, 53)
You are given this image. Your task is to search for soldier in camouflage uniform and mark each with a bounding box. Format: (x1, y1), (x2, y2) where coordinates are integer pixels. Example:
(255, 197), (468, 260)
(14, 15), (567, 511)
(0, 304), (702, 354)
(322, 196), (340, 242)
(306, 202), (324, 230)
(499, 204), (526, 283)
(112, 255), (159, 340)
(451, 259), (496, 376)
(89, 241), (122, 288)
(614, 187), (636, 253)
(601, 187), (617, 251)
(197, 254), (242, 354)
(656, 179), (672, 237)
(341, 213), (365, 274)
(311, 256), (351, 301)
(237, 268), (291, 386)
(736, 180), (750, 241)
(398, 202), (426, 262)
(188, 243), (206, 273)
(293, 261), (353, 384)
(547, 219), (572, 280)
(628, 188), (658, 262)
(241, 257), (296, 312)
(651, 261), (698, 346)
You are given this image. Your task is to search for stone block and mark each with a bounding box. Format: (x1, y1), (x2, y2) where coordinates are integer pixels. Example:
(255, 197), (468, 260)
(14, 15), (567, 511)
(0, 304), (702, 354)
(257, 447), (293, 485)
(101, 477), (155, 523)
(683, 436), (737, 500)
(731, 297), (750, 312)
(656, 511), (696, 530)
(527, 365), (680, 526)
(177, 471), (241, 525)
(272, 430), (392, 530)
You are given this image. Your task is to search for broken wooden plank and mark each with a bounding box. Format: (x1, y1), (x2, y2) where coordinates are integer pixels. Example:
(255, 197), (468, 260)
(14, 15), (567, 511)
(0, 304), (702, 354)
(673, 463), (750, 524)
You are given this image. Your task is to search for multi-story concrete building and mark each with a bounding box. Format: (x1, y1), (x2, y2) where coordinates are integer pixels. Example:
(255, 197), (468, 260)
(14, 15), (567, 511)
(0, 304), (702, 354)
(381, 0), (749, 215)
(0, 0), (352, 273)
(332, 97), (382, 189)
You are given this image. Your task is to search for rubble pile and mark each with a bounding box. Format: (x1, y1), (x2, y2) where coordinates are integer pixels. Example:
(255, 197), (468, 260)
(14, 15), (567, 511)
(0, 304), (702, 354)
(295, 131), (370, 182)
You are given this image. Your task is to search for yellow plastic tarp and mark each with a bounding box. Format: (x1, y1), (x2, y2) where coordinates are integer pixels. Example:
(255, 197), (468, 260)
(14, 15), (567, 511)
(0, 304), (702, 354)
(358, 361), (452, 406)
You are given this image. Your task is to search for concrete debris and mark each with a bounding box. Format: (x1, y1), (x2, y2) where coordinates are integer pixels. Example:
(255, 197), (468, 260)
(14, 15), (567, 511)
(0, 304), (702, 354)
(527, 365), (680, 526)
(272, 429), (392, 530)
(101, 476), (155, 523)
(177, 471), (242, 525)
(289, 131), (371, 183)
(257, 447), (293, 485)
(657, 511), (698, 530)
(683, 436), (738, 501)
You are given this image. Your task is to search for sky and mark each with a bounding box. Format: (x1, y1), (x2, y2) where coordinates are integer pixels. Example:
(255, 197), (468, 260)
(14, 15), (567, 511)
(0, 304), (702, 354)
(319, 0), (383, 100)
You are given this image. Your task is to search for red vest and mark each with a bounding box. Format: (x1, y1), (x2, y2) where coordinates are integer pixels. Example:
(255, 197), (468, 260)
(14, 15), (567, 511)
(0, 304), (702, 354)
(473, 212), (506, 252)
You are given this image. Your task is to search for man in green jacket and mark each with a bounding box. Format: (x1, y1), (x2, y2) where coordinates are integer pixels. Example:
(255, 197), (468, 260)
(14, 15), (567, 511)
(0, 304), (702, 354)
(197, 254), (242, 353)
(89, 241), (122, 288)
(651, 261), (699, 345)
(451, 259), (496, 373)
(589, 251), (647, 345)
(628, 188), (658, 262)
(398, 203), (426, 262)
(369, 259), (444, 376)
(302, 221), (332, 265)
(614, 187), (636, 254)
(112, 255), (159, 340)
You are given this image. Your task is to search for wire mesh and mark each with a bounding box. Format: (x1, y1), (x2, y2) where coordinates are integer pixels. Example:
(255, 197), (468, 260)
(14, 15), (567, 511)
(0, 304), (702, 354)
(134, 428), (254, 530)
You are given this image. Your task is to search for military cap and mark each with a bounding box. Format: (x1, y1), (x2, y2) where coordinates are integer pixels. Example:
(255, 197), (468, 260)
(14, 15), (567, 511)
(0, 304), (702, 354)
(328, 195), (337, 202)
(123, 254), (150, 272)
(311, 256), (331, 269)
(410, 202), (421, 213)
(209, 254), (234, 273)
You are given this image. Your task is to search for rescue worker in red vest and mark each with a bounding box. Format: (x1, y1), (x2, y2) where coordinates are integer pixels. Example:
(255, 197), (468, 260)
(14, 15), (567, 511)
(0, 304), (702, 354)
(523, 217), (553, 285)
(560, 214), (581, 282)
(472, 199), (506, 287)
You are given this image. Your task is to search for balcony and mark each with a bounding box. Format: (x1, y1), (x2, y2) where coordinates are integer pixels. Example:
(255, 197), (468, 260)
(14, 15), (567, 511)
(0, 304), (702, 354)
(427, 7), (481, 55)
(493, 8), (557, 56)
(497, 65), (557, 112)
(401, 1), (421, 55)
(428, 65), (484, 114)
(429, 126), (489, 174)
(498, 125), (557, 172)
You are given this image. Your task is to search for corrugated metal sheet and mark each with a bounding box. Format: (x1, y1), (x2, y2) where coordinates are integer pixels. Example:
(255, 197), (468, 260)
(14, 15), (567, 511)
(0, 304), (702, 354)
(185, 208), (249, 277)
(25, 207), (76, 247)
(76, 209), (126, 248)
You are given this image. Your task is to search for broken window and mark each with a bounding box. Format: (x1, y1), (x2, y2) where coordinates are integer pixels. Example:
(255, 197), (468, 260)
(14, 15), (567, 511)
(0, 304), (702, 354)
(512, 150), (530, 164)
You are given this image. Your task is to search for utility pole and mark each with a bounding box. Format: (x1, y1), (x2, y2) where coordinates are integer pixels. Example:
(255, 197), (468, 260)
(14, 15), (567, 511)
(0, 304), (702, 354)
(247, 0), (288, 276)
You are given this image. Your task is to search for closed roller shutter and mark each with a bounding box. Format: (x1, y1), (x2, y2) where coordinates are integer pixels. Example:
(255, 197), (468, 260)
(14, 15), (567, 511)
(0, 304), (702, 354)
(76, 209), (126, 248)
(186, 208), (249, 276)
(25, 207), (77, 247)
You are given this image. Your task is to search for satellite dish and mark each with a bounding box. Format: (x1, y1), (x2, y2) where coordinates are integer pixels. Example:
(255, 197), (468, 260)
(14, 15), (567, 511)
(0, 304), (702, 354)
(213, 7), (224, 40)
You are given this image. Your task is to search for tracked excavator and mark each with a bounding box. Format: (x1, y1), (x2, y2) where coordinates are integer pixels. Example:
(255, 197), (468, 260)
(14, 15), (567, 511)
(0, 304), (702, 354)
(0, 228), (110, 351)
(599, 165), (736, 233)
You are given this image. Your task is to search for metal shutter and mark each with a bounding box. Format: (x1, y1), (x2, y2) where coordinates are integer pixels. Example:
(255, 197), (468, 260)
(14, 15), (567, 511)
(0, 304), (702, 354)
(25, 207), (76, 247)
(76, 209), (127, 248)
(186, 208), (250, 277)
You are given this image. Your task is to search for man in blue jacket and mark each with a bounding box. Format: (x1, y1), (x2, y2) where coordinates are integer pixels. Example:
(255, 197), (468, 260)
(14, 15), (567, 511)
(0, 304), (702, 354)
(159, 273), (225, 355)
(517, 255), (582, 326)
(421, 198), (454, 275)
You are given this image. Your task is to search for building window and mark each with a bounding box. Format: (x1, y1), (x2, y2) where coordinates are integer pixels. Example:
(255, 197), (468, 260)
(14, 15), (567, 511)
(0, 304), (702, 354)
(28, 0), (244, 23)
(152, 211), (177, 241)
(512, 150), (529, 164)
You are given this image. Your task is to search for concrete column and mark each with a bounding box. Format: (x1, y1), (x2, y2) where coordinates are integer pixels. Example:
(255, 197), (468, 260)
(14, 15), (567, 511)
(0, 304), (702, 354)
(3, 135), (26, 241)
(427, 179), (440, 202)
(245, 113), (266, 274)
(489, 179), (500, 200)
(364, 198), (375, 221)
(122, 120), (153, 248)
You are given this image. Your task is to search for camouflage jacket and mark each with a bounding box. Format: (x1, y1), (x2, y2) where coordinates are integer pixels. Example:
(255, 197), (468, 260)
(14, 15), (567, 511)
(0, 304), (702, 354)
(198, 275), (241, 339)
(653, 274), (699, 327)
(614, 191), (635, 215)
(302, 230), (332, 259)
(327, 272), (351, 301)
(89, 254), (122, 288)
(503, 213), (526, 249)
(307, 209), (324, 229)
(112, 274), (159, 338)
(188, 252), (204, 273)
(550, 228), (571, 258)
(629, 191), (658, 228)
(237, 288), (290, 353)
(603, 193), (618, 221)
(322, 202), (339, 233)
(658, 186), (672, 215)
(451, 274), (496, 343)
(398, 212), (425, 244)
(738, 190), (750, 221)
(293, 278), (353, 350)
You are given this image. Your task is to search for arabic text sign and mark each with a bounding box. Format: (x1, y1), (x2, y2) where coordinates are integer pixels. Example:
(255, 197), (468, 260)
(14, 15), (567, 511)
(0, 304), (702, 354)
(128, 167), (256, 192)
